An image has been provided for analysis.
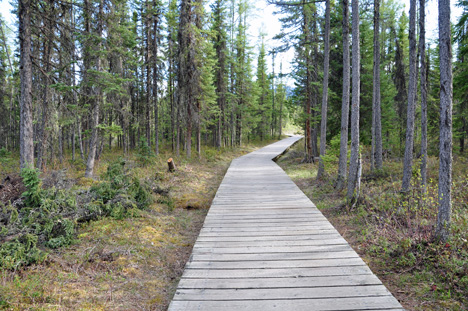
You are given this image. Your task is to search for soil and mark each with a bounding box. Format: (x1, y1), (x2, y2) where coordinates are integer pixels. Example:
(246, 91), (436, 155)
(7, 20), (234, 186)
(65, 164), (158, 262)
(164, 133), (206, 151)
(0, 174), (25, 206)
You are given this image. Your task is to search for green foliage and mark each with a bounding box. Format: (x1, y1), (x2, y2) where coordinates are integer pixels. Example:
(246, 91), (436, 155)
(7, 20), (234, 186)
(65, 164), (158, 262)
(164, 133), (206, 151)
(20, 168), (43, 207)
(136, 138), (154, 166)
(0, 147), (10, 158)
(0, 234), (46, 270)
(89, 158), (153, 217)
(0, 159), (153, 270)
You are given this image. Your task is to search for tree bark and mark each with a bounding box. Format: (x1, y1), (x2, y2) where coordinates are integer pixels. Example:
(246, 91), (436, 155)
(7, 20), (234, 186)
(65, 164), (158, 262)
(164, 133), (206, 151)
(401, 0), (417, 192)
(317, 0), (330, 179)
(436, 0), (453, 242)
(372, 0), (383, 171)
(19, 0), (34, 169)
(336, 0), (350, 190)
(419, 0), (428, 188)
(85, 0), (103, 177)
(347, 0), (360, 203)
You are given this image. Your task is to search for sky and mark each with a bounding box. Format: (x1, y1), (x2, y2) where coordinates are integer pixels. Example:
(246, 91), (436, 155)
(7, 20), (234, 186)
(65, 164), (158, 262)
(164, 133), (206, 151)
(0, 0), (464, 86)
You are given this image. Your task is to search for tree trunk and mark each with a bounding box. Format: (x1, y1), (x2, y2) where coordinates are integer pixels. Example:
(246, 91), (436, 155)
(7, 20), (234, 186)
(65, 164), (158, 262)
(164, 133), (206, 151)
(37, 0), (54, 171)
(436, 0), (453, 242)
(85, 0), (103, 178)
(19, 0), (34, 169)
(303, 2), (313, 163)
(153, 1), (160, 155)
(317, 0), (331, 179)
(347, 0), (360, 203)
(372, 0), (383, 171)
(401, 0), (417, 192)
(336, 0), (350, 190)
(419, 0), (428, 188)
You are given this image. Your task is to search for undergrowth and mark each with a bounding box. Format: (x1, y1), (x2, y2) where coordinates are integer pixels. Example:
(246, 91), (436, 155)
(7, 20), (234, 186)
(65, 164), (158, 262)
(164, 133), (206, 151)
(279, 140), (468, 310)
(0, 159), (152, 270)
(0, 138), (280, 310)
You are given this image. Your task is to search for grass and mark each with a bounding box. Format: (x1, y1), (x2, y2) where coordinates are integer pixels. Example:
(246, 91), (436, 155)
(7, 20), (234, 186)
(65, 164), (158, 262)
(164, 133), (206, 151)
(277, 139), (468, 311)
(0, 139), (278, 310)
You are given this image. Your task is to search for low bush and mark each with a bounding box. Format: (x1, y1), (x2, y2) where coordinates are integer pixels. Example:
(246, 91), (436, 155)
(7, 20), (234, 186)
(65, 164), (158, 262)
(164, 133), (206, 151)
(0, 159), (153, 270)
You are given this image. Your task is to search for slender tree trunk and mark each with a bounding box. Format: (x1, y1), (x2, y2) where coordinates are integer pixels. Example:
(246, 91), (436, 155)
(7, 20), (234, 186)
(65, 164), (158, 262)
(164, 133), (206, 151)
(347, 0), (361, 203)
(419, 0), (428, 188)
(85, 0), (103, 177)
(401, 0), (417, 192)
(303, 2), (313, 162)
(372, 0), (383, 171)
(311, 7), (319, 158)
(336, 0), (350, 189)
(317, 0), (331, 179)
(436, 0), (453, 242)
(37, 0), (54, 170)
(19, 0), (34, 169)
(153, 2), (160, 155)
(145, 1), (151, 147)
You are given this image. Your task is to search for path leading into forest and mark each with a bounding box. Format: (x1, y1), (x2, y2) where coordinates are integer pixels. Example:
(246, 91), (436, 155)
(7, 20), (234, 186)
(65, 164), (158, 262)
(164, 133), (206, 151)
(168, 136), (404, 311)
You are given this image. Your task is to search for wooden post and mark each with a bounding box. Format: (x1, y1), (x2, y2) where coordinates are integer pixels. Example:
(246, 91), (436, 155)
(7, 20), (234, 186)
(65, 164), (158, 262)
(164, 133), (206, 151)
(167, 158), (176, 172)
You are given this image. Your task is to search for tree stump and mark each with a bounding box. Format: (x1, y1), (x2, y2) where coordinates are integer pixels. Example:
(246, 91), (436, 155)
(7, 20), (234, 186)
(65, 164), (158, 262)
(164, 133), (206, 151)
(167, 158), (176, 172)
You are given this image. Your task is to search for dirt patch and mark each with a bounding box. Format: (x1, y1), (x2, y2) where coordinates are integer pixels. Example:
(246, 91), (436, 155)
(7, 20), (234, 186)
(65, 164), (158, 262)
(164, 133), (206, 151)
(0, 174), (25, 206)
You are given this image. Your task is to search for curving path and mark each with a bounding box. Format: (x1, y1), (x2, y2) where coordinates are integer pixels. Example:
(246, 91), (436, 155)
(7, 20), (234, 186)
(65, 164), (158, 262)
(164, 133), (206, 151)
(168, 136), (404, 311)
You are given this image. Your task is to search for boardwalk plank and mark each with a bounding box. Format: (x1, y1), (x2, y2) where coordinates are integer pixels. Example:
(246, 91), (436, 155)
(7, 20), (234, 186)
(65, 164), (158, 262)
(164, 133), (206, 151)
(169, 296), (403, 311)
(168, 136), (403, 311)
(176, 274), (382, 289)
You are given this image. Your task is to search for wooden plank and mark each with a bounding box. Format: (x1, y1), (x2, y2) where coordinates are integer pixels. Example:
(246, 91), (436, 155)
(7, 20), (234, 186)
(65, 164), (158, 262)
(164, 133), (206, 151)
(196, 233), (343, 242)
(191, 245), (354, 254)
(200, 225), (335, 232)
(193, 238), (349, 248)
(176, 274), (382, 289)
(181, 266), (374, 279)
(190, 250), (359, 262)
(185, 257), (366, 269)
(169, 296), (403, 311)
(173, 285), (391, 301)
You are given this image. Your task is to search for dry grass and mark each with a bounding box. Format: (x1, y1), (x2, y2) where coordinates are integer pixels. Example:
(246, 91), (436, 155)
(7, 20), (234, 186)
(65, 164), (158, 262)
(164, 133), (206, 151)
(0, 140), (277, 310)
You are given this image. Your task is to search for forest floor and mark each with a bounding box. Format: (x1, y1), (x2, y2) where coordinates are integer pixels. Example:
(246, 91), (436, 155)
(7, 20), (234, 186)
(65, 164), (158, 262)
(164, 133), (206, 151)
(277, 140), (468, 311)
(0, 139), (277, 310)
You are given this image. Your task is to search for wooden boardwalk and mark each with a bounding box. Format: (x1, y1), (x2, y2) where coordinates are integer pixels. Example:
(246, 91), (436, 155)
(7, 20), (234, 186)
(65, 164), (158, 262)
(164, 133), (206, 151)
(168, 136), (404, 311)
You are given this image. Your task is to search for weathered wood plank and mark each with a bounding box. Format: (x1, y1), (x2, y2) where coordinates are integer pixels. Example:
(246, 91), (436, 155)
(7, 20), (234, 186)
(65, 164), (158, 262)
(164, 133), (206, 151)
(181, 266), (374, 278)
(173, 285), (391, 301)
(190, 250), (359, 262)
(186, 257), (366, 269)
(196, 233), (343, 242)
(193, 238), (349, 248)
(176, 274), (382, 289)
(169, 296), (403, 311)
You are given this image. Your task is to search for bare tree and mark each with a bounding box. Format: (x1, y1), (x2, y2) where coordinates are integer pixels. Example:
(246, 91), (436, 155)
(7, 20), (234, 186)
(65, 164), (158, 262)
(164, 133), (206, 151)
(336, 0), (350, 190)
(347, 0), (360, 203)
(371, 0), (383, 171)
(19, 0), (34, 169)
(436, 0), (453, 242)
(401, 0), (417, 192)
(317, 0), (330, 179)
